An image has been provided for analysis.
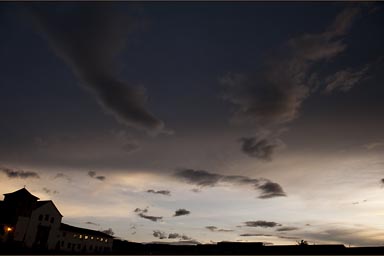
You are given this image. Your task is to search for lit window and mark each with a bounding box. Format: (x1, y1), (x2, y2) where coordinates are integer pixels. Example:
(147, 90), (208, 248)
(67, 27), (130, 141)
(96, 237), (99, 240)
(85, 235), (88, 240)
(79, 234), (83, 239)
(100, 238), (103, 242)
(73, 234), (77, 238)
(91, 236), (94, 240)
(105, 239), (108, 243)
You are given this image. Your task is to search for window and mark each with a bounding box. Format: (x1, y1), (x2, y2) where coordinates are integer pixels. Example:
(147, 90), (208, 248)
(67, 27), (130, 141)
(85, 235), (88, 240)
(38, 215), (43, 221)
(50, 217), (54, 223)
(100, 238), (103, 242)
(45, 214), (49, 221)
(91, 236), (94, 240)
(79, 234), (83, 239)
(105, 239), (108, 243)
(73, 234), (77, 238)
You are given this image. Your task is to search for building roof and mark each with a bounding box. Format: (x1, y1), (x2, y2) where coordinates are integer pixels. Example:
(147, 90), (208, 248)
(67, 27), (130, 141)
(35, 200), (63, 216)
(60, 223), (114, 238)
(3, 188), (39, 200)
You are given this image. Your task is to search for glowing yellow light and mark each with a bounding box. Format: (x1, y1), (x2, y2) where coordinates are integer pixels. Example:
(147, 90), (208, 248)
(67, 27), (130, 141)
(6, 227), (13, 232)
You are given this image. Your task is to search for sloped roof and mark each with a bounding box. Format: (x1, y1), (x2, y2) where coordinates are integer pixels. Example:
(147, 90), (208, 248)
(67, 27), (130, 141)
(60, 223), (114, 238)
(34, 200), (63, 216)
(3, 188), (39, 200)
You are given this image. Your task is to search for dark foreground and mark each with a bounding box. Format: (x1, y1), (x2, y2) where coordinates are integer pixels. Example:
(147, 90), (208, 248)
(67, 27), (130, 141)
(2, 240), (384, 255)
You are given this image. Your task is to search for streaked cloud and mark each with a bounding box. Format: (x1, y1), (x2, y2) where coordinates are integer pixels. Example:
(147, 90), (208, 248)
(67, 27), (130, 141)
(1, 167), (40, 179)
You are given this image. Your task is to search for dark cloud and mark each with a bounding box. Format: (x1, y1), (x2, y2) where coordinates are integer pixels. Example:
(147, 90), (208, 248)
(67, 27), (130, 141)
(153, 230), (167, 239)
(85, 221), (100, 226)
(205, 226), (233, 232)
(42, 187), (59, 195)
(240, 233), (273, 237)
(134, 208), (162, 222)
(205, 226), (218, 232)
(258, 181), (286, 199)
(101, 228), (115, 236)
(239, 136), (284, 160)
(29, 6), (165, 133)
(244, 220), (281, 228)
(174, 209), (190, 217)
(95, 175), (106, 181)
(221, 7), (365, 159)
(1, 167), (40, 179)
(174, 169), (222, 187)
(324, 65), (369, 93)
(174, 169), (286, 199)
(381, 178), (384, 186)
(147, 189), (171, 196)
(88, 171), (106, 181)
(276, 227), (299, 232)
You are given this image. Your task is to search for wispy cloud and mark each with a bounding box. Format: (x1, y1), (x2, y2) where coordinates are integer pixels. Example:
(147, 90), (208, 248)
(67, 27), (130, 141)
(88, 171), (106, 181)
(134, 208), (163, 222)
(147, 189), (171, 196)
(205, 226), (234, 232)
(324, 65), (369, 93)
(1, 167), (40, 179)
(174, 169), (286, 199)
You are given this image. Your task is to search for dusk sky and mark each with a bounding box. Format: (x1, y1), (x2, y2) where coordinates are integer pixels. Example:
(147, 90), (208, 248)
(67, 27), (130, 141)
(1, 2), (384, 246)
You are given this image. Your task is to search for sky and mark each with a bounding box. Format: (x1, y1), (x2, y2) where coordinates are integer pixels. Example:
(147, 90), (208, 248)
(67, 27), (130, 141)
(1, 2), (384, 246)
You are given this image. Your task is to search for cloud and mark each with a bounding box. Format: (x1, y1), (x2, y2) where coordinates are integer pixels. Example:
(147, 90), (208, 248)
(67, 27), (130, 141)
(42, 187), (59, 195)
(173, 209), (191, 217)
(29, 6), (165, 133)
(153, 230), (167, 239)
(276, 227), (299, 232)
(174, 169), (286, 199)
(88, 171), (106, 181)
(324, 65), (369, 93)
(205, 226), (233, 232)
(239, 135), (284, 160)
(1, 167), (40, 179)
(134, 208), (163, 222)
(258, 181), (286, 199)
(85, 221), (100, 226)
(363, 142), (384, 150)
(240, 233), (273, 237)
(244, 220), (281, 228)
(220, 7), (365, 159)
(146, 189), (171, 196)
(54, 173), (71, 182)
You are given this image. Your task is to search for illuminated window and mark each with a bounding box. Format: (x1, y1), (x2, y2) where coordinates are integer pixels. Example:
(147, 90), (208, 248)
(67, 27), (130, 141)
(105, 239), (108, 243)
(85, 235), (88, 240)
(73, 234), (77, 238)
(91, 236), (94, 240)
(79, 234), (83, 239)
(96, 237), (99, 240)
(100, 238), (103, 242)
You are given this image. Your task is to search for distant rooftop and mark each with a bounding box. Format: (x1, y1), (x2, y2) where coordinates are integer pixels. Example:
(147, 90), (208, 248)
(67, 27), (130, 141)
(60, 223), (114, 238)
(3, 188), (39, 200)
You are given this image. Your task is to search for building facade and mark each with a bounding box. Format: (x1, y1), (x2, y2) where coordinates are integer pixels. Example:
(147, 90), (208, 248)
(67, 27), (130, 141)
(0, 188), (113, 252)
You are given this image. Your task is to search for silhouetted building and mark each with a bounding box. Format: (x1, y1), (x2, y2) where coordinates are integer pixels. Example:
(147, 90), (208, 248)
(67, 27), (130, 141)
(0, 188), (113, 253)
